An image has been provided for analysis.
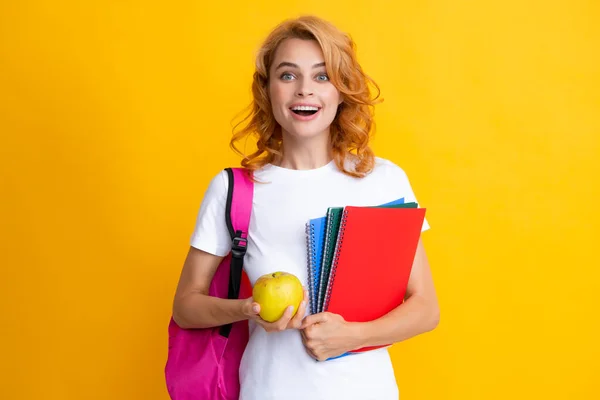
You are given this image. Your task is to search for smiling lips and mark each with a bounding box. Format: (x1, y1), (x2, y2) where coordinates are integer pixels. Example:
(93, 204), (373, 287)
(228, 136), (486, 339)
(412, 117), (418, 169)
(289, 104), (322, 121)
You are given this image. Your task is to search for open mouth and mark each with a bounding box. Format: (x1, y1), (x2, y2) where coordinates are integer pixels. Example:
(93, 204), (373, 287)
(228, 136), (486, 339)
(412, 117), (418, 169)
(290, 106), (320, 117)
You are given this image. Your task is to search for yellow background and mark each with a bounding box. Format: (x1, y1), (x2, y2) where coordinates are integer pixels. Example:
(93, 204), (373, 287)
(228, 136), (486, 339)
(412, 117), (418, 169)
(1, 1), (599, 399)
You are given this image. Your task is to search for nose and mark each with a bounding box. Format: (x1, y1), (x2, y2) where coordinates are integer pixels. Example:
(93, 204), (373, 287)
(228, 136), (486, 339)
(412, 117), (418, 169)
(296, 77), (314, 97)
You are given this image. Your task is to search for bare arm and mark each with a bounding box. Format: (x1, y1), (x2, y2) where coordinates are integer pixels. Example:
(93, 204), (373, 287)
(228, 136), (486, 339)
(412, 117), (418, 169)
(356, 238), (440, 346)
(300, 239), (440, 360)
(172, 246), (249, 329)
(172, 246), (310, 331)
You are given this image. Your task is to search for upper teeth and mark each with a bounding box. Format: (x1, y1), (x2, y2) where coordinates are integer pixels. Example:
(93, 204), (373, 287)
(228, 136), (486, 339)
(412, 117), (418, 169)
(292, 106), (319, 111)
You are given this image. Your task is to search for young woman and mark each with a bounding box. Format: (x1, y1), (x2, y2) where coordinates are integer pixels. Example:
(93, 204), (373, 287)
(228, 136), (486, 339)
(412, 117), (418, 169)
(172, 15), (440, 400)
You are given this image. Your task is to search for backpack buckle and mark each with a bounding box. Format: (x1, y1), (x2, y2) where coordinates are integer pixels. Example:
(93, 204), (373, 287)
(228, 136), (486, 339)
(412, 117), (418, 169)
(231, 232), (248, 258)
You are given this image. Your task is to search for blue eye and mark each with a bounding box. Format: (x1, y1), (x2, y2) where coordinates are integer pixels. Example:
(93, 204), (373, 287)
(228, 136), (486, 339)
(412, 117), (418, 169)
(316, 74), (329, 81)
(280, 73), (295, 81)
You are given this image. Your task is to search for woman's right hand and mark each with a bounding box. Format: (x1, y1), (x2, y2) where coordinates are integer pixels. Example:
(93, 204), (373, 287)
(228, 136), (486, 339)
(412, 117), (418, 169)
(241, 287), (308, 333)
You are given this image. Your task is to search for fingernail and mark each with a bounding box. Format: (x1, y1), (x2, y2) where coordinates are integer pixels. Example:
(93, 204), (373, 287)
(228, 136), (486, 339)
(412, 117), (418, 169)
(252, 305), (260, 313)
(287, 305), (294, 313)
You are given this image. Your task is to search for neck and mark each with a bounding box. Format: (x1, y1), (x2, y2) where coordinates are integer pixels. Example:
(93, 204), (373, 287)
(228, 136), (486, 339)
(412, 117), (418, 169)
(275, 130), (332, 170)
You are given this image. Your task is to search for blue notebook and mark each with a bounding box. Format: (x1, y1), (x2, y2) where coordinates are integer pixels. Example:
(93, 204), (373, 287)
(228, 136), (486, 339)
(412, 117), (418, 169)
(306, 216), (327, 314)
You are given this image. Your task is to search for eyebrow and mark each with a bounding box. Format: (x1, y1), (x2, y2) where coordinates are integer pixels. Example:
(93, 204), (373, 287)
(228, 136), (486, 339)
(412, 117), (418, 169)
(275, 61), (326, 70)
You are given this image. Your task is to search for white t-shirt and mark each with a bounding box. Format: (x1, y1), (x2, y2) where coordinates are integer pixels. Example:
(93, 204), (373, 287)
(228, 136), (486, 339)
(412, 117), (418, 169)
(190, 157), (430, 400)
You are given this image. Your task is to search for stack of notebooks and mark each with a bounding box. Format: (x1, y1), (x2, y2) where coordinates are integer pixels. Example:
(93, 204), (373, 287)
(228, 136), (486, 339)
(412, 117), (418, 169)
(305, 198), (426, 358)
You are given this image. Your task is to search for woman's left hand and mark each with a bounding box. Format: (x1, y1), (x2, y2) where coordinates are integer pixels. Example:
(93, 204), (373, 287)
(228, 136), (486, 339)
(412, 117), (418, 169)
(300, 312), (364, 361)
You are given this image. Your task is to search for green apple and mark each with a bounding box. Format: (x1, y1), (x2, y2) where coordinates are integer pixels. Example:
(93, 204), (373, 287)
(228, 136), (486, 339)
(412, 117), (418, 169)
(252, 271), (303, 322)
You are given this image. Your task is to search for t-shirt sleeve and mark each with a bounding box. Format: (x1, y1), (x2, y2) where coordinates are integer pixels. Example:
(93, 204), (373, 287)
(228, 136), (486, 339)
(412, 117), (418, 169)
(189, 170), (232, 257)
(384, 160), (431, 233)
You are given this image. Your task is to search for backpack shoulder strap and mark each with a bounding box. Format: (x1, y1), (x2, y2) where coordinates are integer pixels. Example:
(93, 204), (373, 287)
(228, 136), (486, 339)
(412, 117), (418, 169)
(220, 167), (253, 338)
(225, 167), (254, 245)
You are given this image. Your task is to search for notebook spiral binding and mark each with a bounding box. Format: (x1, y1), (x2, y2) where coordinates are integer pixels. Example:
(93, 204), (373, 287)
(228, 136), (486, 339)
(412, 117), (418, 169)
(305, 222), (317, 314)
(317, 210), (335, 313)
(323, 209), (349, 311)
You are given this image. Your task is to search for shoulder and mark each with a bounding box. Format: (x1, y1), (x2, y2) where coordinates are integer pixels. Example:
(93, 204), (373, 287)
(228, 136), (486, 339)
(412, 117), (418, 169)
(340, 154), (409, 176)
(203, 169), (230, 201)
(190, 168), (234, 256)
(205, 167), (259, 200)
(339, 154), (404, 174)
(369, 156), (411, 180)
(365, 157), (418, 201)
(336, 155), (412, 187)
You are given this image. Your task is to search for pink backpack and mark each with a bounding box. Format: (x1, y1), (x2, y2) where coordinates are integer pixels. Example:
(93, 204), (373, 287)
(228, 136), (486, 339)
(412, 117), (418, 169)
(165, 168), (254, 400)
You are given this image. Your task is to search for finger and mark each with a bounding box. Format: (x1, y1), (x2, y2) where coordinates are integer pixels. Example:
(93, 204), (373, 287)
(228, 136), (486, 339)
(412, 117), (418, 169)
(300, 329), (307, 342)
(255, 311), (286, 332)
(290, 299), (307, 329)
(253, 304), (293, 332)
(303, 339), (320, 361)
(262, 305), (294, 332)
(247, 304), (282, 333)
(299, 333), (316, 358)
(297, 287), (308, 315)
(255, 319), (277, 333)
(305, 347), (318, 360)
(278, 305), (295, 328)
(300, 312), (328, 329)
(242, 298), (260, 317)
(245, 302), (261, 317)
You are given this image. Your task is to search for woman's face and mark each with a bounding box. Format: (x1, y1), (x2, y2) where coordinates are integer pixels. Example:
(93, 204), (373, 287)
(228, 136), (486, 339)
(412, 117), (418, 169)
(268, 38), (342, 142)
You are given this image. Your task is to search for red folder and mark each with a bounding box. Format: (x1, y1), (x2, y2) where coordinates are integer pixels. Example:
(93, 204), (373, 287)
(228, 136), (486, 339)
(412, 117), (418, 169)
(323, 206), (426, 353)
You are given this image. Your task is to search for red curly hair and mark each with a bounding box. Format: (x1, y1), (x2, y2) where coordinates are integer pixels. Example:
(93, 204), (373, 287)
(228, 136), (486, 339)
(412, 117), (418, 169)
(230, 15), (382, 178)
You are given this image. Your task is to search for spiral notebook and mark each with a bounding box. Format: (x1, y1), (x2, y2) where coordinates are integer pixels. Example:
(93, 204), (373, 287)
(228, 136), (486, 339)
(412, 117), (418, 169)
(316, 200), (418, 313)
(306, 198), (408, 315)
(316, 206), (343, 313)
(323, 206), (426, 354)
